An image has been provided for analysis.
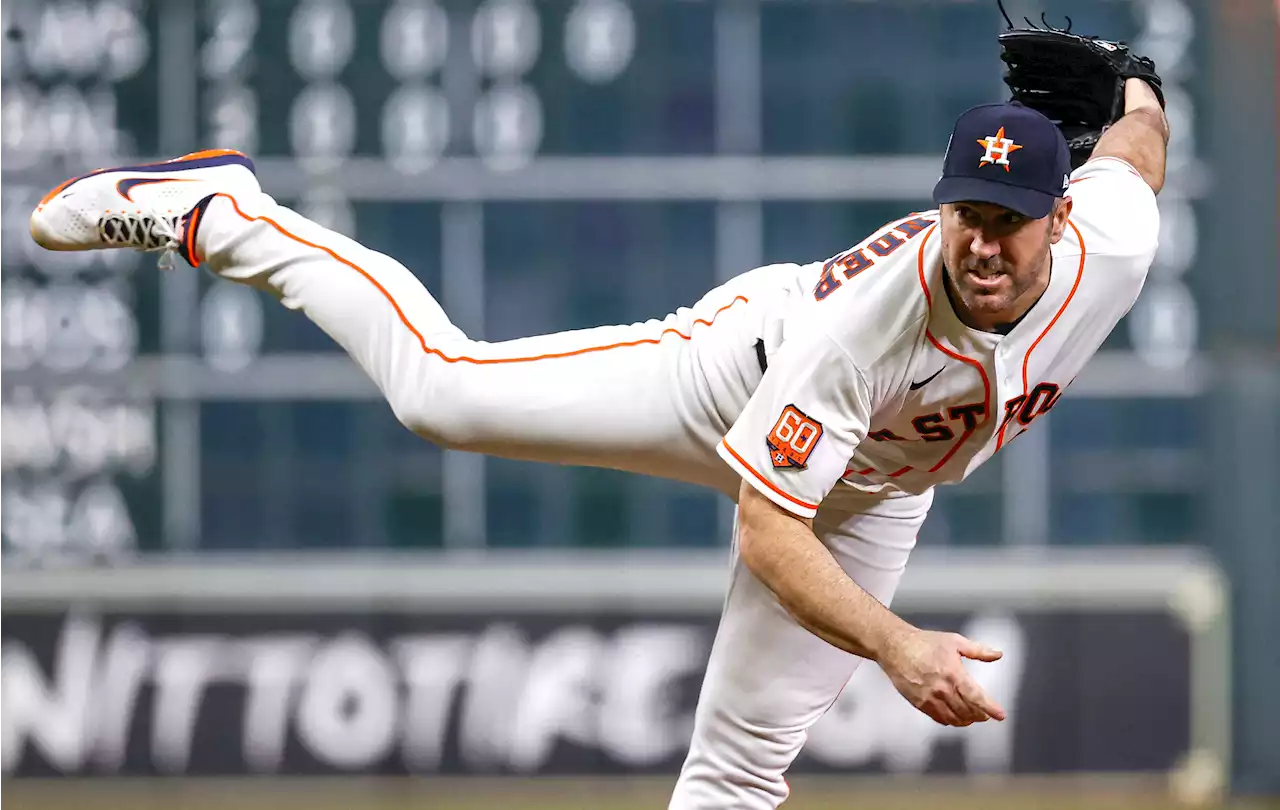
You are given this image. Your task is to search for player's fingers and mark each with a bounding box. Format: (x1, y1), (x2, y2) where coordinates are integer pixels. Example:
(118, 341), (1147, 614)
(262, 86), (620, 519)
(957, 676), (1006, 722)
(920, 698), (963, 727)
(924, 680), (975, 726)
(957, 637), (1004, 663)
(937, 682), (982, 725)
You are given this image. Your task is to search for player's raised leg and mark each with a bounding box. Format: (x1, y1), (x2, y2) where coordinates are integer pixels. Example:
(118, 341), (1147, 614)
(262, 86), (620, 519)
(29, 153), (779, 494)
(669, 490), (931, 810)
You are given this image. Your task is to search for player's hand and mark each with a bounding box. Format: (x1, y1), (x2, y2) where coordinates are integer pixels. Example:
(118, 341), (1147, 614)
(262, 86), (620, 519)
(879, 628), (1007, 727)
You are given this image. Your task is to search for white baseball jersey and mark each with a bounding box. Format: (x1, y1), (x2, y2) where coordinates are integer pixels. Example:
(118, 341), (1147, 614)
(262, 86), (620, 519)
(717, 156), (1159, 519)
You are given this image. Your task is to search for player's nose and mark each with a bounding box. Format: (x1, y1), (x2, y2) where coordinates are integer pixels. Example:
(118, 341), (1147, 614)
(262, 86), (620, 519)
(969, 232), (1001, 259)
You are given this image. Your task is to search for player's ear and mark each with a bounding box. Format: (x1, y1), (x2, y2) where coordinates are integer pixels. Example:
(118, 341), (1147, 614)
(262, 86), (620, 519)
(1048, 196), (1072, 243)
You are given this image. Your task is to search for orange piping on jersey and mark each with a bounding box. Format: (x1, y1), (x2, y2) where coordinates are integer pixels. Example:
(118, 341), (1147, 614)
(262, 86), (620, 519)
(915, 226), (993, 473)
(1023, 222), (1087, 391)
(211, 194), (750, 363)
(996, 219), (1087, 450)
(719, 439), (820, 513)
(922, 331), (990, 473)
(916, 225), (940, 308)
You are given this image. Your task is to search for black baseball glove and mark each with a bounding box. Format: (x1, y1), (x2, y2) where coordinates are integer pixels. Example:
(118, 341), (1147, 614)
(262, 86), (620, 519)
(996, 1), (1165, 169)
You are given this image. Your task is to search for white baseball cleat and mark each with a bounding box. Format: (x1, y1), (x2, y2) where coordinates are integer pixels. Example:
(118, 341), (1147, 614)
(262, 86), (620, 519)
(29, 148), (260, 267)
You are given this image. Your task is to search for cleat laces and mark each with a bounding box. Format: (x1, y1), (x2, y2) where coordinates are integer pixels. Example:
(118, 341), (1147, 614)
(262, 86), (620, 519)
(97, 210), (183, 270)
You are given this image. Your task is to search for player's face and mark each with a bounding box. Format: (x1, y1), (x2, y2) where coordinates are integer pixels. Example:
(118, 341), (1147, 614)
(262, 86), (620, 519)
(939, 199), (1071, 331)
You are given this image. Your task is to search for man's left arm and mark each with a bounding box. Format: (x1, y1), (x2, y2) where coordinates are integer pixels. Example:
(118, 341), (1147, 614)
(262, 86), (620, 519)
(1090, 78), (1170, 194)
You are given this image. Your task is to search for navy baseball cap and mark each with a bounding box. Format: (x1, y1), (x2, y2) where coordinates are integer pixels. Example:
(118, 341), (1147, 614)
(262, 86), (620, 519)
(932, 102), (1072, 219)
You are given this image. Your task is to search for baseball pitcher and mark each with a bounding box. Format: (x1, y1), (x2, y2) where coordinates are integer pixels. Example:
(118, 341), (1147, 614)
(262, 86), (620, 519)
(29, 19), (1169, 810)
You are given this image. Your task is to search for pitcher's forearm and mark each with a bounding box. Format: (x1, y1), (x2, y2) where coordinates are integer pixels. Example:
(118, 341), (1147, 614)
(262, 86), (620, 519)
(735, 482), (914, 662)
(1092, 78), (1170, 193)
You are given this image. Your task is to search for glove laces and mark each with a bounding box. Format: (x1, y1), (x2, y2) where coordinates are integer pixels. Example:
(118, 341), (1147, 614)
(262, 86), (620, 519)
(998, 0), (1074, 34)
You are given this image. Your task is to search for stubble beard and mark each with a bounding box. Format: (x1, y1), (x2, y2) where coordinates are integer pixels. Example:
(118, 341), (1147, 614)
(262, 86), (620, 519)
(944, 235), (1052, 327)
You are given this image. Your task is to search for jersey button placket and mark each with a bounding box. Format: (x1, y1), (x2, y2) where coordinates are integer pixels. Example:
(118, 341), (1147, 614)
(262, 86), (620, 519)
(992, 354), (1013, 429)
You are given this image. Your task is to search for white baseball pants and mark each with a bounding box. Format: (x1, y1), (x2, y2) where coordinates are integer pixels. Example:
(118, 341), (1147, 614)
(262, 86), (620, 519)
(191, 191), (931, 809)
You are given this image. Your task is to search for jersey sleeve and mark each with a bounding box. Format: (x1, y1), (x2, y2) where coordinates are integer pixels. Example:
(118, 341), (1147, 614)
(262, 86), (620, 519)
(717, 326), (871, 519)
(1066, 156), (1161, 262)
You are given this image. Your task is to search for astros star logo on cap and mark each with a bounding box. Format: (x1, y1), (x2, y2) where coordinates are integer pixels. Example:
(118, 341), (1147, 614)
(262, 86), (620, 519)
(976, 126), (1023, 171)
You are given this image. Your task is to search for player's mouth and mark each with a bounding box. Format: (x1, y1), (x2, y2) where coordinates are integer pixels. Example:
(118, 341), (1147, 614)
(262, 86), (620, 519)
(964, 269), (1007, 290)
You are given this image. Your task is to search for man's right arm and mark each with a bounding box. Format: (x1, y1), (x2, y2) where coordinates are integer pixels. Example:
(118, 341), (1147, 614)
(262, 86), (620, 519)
(735, 481), (1007, 727)
(735, 480), (908, 663)
(1090, 77), (1170, 194)
(716, 321), (1008, 728)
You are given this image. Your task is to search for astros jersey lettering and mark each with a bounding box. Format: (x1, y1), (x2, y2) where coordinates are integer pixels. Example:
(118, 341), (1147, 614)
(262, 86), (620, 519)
(718, 156), (1159, 518)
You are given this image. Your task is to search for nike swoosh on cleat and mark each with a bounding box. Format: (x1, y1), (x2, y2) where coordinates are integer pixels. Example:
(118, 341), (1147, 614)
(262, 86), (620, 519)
(36, 150), (253, 212)
(908, 367), (945, 390)
(116, 177), (195, 202)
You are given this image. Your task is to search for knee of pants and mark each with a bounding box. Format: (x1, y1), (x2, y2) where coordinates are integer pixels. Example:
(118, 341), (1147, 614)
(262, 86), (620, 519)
(675, 681), (808, 800)
(374, 353), (484, 450)
(395, 402), (478, 452)
(391, 386), (540, 458)
(384, 379), (472, 451)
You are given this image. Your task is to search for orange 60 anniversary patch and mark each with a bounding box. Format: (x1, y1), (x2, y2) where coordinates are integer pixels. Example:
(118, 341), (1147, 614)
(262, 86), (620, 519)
(767, 405), (823, 470)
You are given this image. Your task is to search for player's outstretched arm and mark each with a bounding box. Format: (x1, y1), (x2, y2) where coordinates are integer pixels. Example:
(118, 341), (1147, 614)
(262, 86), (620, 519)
(1090, 78), (1170, 194)
(736, 482), (1007, 727)
(736, 482), (903, 662)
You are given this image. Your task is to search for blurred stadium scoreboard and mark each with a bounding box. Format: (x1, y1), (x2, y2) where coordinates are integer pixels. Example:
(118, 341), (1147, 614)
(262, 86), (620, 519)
(1, 0), (1207, 560)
